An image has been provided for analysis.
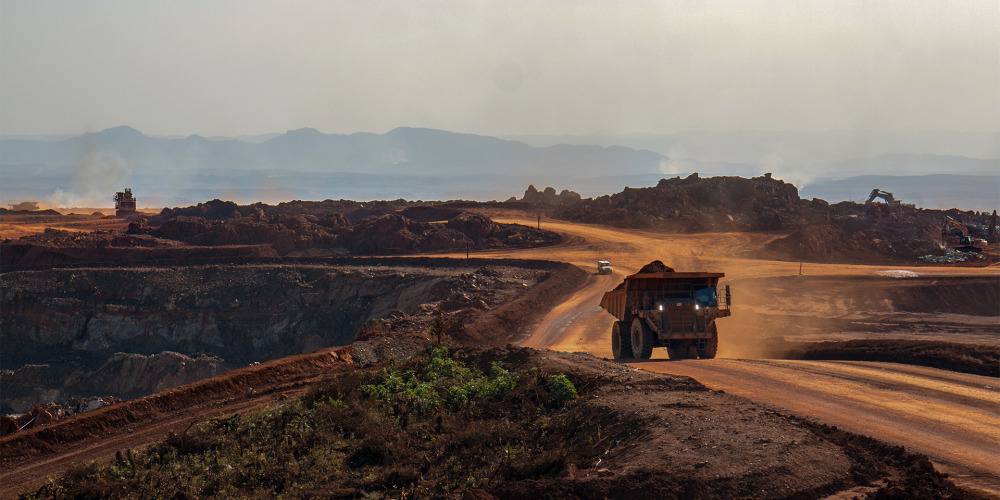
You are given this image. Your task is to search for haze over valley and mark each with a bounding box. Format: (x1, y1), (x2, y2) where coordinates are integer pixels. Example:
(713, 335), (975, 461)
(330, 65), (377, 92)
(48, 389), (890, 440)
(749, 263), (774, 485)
(2, 2), (999, 499)
(3, 126), (997, 210)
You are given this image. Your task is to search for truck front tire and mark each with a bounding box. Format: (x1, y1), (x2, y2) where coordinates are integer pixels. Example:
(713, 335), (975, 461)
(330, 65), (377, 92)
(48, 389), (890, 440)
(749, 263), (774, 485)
(698, 322), (719, 359)
(611, 321), (633, 359)
(631, 318), (655, 360)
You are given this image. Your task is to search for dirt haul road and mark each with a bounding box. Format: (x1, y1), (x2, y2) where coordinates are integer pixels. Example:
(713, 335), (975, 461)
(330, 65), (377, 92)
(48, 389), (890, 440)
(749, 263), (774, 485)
(429, 215), (1000, 495)
(0, 347), (356, 499)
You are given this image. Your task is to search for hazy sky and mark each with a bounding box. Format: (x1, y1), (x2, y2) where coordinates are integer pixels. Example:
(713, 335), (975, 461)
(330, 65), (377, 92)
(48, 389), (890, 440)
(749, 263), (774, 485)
(2, 1), (997, 137)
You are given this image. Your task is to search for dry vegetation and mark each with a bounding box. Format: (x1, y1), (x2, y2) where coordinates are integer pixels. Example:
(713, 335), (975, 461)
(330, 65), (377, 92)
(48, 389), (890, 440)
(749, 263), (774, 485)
(19, 347), (595, 499)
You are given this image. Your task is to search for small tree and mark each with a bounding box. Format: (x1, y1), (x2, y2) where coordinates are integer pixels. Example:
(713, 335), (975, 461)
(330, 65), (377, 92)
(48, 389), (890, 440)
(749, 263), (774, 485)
(430, 307), (449, 345)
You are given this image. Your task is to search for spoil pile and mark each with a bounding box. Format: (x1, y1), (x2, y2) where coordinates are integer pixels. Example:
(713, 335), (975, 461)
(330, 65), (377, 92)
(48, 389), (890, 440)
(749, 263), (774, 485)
(146, 211), (556, 256)
(920, 249), (987, 263)
(555, 173), (807, 232)
(1, 204), (560, 266)
(149, 198), (424, 224)
(6, 228), (184, 249)
(539, 173), (994, 264)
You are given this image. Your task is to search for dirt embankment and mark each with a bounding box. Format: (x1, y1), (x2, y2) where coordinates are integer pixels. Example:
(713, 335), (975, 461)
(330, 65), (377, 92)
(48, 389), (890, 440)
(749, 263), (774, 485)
(0, 345), (357, 484)
(476, 348), (984, 500)
(781, 339), (999, 377)
(0, 234), (276, 267)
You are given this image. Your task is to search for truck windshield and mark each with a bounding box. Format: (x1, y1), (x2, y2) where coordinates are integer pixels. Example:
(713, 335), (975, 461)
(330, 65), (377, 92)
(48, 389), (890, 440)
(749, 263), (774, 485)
(694, 287), (717, 307)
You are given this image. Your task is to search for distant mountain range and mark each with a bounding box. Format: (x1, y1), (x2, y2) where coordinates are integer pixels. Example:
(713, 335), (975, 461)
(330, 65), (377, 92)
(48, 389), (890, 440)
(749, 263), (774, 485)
(0, 125), (665, 177)
(502, 130), (1000, 167)
(1, 126), (997, 210)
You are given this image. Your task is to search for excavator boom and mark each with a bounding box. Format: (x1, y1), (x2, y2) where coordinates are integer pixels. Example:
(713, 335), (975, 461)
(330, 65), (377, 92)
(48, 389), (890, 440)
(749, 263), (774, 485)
(865, 189), (900, 205)
(942, 216), (970, 237)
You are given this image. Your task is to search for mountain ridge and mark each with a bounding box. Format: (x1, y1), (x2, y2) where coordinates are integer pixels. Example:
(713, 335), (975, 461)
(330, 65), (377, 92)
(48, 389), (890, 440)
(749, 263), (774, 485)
(0, 126), (666, 178)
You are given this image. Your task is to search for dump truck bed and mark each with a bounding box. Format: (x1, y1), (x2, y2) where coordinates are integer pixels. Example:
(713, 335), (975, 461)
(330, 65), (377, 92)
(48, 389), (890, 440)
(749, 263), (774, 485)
(599, 272), (725, 321)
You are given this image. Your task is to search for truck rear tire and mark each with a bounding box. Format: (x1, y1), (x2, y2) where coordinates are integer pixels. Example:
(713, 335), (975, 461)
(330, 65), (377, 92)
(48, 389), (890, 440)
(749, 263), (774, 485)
(611, 321), (633, 359)
(631, 318), (655, 360)
(698, 322), (719, 359)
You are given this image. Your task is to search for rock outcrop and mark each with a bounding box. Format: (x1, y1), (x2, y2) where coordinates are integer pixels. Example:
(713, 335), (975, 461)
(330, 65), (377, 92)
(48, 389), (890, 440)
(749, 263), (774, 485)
(520, 185), (582, 205)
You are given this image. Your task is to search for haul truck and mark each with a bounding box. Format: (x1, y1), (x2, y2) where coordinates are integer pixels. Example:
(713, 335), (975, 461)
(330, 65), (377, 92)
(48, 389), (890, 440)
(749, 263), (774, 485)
(600, 270), (731, 360)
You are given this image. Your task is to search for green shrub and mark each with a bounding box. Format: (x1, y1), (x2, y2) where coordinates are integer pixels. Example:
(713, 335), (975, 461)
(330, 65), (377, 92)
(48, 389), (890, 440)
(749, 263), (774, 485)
(548, 374), (578, 407)
(361, 348), (520, 413)
(20, 348), (599, 500)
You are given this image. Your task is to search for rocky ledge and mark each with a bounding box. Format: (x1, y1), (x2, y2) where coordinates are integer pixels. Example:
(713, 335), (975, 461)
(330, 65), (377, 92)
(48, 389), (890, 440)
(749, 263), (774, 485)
(1, 258), (569, 413)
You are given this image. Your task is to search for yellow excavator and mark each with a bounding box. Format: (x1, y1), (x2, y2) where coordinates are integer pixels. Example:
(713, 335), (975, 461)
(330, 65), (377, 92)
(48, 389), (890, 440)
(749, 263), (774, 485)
(941, 216), (987, 253)
(865, 189), (902, 205)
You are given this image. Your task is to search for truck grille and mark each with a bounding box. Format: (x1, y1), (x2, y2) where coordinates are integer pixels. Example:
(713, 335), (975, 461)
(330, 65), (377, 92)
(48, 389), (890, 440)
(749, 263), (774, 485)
(662, 305), (697, 333)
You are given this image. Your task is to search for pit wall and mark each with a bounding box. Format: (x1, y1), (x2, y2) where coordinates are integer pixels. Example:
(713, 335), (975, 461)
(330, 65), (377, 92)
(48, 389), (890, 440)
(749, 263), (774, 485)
(1, 257), (575, 412)
(4, 264), (454, 366)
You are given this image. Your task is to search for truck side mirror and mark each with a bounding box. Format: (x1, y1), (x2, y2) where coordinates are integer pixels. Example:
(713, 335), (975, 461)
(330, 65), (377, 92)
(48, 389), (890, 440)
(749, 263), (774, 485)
(725, 285), (731, 306)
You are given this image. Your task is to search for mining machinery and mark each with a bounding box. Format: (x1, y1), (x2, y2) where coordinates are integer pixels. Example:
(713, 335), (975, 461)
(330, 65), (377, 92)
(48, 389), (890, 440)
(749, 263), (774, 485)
(865, 189), (902, 205)
(113, 188), (137, 217)
(941, 216), (987, 253)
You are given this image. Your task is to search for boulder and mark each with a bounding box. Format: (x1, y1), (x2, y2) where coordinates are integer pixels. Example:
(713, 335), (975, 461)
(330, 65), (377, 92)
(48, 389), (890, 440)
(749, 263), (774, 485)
(0, 415), (19, 436)
(446, 213), (497, 240)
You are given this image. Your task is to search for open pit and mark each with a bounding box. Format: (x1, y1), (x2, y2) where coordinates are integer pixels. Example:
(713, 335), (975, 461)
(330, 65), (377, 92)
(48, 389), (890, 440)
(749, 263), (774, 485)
(1, 190), (996, 498)
(1, 257), (580, 414)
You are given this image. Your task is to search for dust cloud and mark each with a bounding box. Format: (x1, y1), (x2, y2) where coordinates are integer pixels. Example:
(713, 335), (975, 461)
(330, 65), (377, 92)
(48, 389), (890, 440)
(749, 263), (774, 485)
(47, 142), (131, 208)
(714, 278), (839, 360)
(255, 175), (297, 205)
